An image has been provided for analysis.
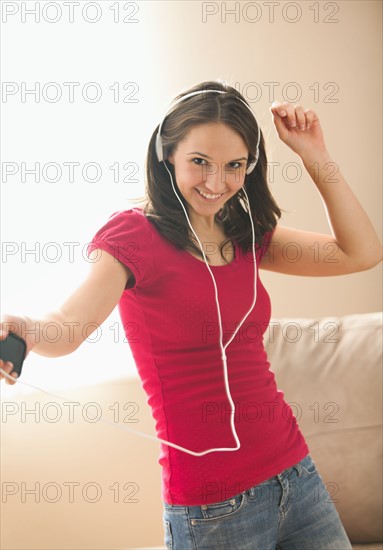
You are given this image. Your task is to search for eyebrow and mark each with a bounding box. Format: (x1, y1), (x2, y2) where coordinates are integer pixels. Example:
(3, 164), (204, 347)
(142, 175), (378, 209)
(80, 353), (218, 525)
(187, 151), (248, 162)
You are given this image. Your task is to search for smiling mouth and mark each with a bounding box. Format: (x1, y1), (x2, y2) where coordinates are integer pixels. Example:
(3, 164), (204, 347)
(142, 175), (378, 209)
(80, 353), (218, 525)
(195, 188), (224, 200)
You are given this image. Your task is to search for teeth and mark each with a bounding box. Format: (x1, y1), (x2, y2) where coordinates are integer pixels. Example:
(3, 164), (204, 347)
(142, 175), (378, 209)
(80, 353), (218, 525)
(197, 189), (222, 199)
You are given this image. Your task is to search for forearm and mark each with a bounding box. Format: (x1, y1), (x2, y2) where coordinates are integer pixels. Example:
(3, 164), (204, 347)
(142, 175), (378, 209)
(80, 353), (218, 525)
(301, 149), (382, 269)
(23, 312), (85, 357)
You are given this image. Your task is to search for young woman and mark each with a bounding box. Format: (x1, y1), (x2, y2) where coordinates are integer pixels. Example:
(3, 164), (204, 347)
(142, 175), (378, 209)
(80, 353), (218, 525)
(1, 80), (381, 549)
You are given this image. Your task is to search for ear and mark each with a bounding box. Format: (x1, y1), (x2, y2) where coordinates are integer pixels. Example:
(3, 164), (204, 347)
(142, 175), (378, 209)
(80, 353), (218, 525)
(167, 153), (174, 165)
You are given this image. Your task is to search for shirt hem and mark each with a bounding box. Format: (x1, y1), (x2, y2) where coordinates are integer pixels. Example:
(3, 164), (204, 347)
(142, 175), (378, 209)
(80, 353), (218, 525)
(162, 442), (310, 506)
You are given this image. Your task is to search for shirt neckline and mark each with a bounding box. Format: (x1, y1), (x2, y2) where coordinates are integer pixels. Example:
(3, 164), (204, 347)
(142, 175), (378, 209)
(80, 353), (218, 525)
(136, 207), (243, 269)
(182, 240), (239, 269)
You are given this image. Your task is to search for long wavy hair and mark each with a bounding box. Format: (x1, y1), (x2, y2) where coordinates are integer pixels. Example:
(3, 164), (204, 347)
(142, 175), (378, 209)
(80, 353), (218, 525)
(141, 80), (282, 263)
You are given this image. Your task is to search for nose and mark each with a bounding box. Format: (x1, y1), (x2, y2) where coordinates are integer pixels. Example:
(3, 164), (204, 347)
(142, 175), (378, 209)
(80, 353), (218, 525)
(203, 163), (226, 193)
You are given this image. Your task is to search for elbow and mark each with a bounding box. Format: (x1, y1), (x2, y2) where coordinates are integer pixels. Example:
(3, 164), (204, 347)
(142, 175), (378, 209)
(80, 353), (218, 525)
(354, 251), (383, 272)
(365, 244), (383, 270)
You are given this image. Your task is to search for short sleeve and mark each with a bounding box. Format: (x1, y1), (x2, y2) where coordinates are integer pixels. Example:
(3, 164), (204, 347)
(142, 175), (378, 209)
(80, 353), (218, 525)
(86, 208), (154, 289)
(257, 227), (276, 262)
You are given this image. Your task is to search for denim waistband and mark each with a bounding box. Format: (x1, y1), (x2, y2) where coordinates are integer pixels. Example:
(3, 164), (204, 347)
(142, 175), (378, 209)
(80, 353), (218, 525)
(164, 453), (310, 509)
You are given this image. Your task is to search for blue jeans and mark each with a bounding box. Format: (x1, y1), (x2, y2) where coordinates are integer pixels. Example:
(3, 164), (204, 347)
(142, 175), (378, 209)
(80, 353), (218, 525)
(162, 454), (352, 549)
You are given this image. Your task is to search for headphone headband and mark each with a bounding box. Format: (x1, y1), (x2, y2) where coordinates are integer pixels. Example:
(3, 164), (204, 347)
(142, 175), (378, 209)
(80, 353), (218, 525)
(155, 89), (260, 175)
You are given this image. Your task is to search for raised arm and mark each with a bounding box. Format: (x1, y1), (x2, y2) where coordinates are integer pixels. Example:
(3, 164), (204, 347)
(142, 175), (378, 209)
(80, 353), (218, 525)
(260, 102), (382, 276)
(0, 249), (133, 383)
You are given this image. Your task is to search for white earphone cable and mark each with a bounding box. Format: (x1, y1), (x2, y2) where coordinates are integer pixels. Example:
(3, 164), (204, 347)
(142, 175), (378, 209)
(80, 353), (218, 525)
(161, 161), (257, 455)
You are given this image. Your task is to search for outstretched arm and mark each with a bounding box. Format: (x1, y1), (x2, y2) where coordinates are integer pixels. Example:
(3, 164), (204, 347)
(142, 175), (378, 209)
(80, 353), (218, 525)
(260, 102), (382, 276)
(1, 250), (133, 384)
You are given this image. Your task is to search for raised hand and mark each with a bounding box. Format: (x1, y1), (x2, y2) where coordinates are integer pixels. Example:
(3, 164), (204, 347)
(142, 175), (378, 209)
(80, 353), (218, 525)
(270, 101), (327, 159)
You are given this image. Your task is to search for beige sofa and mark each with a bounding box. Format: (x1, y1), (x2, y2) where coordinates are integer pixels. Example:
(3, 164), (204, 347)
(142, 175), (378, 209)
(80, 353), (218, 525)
(2, 312), (382, 549)
(265, 312), (382, 550)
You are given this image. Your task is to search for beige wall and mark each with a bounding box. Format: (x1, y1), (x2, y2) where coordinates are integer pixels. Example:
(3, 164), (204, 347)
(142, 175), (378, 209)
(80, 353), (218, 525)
(141, 1), (382, 318)
(1, 2), (382, 549)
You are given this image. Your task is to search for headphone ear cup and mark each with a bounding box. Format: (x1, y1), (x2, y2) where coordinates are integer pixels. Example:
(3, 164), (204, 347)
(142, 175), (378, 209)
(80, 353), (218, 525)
(246, 148), (260, 175)
(155, 132), (163, 162)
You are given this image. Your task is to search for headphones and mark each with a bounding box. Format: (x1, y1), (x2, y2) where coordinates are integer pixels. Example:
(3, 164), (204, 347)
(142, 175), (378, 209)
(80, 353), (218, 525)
(155, 89), (261, 174)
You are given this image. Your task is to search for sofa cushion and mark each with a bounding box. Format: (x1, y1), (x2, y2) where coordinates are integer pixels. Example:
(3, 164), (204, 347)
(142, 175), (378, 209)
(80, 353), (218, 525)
(264, 312), (382, 544)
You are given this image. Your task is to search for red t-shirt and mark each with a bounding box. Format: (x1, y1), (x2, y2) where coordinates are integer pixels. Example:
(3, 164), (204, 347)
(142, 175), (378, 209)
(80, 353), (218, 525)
(87, 207), (309, 505)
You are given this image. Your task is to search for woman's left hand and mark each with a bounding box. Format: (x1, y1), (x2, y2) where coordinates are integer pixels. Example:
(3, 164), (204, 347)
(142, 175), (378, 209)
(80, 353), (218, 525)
(270, 101), (327, 159)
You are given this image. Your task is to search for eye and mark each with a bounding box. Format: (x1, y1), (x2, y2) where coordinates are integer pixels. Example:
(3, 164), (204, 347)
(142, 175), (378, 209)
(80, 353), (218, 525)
(192, 157), (207, 166)
(227, 162), (242, 170)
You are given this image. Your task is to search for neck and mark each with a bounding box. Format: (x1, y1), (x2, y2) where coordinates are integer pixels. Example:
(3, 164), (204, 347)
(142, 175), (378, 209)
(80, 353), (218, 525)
(187, 210), (222, 235)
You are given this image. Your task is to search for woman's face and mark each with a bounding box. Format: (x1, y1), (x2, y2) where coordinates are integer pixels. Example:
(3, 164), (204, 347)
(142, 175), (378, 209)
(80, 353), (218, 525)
(167, 122), (250, 224)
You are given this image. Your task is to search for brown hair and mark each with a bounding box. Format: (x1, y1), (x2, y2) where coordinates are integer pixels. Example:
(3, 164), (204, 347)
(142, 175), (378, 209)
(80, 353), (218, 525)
(141, 80), (282, 263)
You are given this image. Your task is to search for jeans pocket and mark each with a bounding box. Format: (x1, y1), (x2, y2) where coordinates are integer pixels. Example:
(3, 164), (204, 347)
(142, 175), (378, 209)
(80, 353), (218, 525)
(299, 454), (318, 476)
(163, 518), (173, 550)
(191, 492), (245, 523)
